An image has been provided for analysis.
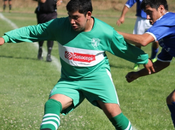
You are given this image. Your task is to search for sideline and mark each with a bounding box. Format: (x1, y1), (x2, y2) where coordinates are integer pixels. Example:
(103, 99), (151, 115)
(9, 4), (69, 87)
(0, 13), (138, 130)
(0, 13), (61, 72)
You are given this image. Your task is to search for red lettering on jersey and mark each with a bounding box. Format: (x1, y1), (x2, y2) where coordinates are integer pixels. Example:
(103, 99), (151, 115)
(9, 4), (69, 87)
(65, 51), (95, 63)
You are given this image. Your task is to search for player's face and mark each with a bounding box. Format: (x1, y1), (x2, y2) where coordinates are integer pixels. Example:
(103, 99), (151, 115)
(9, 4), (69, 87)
(68, 11), (91, 32)
(144, 5), (165, 24)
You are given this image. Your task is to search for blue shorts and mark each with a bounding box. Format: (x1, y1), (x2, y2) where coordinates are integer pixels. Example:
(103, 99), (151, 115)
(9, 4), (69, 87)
(157, 48), (173, 62)
(49, 68), (119, 115)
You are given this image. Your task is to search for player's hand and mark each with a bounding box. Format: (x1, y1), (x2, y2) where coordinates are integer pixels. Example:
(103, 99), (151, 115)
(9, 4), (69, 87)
(125, 71), (139, 83)
(57, 0), (62, 6)
(144, 59), (155, 74)
(0, 38), (5, 46)
(116, 17), (124, 26)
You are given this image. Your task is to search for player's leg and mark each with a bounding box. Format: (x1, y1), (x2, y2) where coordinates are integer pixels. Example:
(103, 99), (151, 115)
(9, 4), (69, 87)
(8, 0), (12, 11)
(98, 101), (132, 130)
(46, 41), (54, 62)
(36, 14), (44, 60)
(3, 0), (7, 11)
(82, 68), (133, 130)
(40, 78), (84, 130)
(38, 41), (44, 60)
(166, 89), (175, 127)
(150, 41), (159, 62)
(40, 94), (73, 130)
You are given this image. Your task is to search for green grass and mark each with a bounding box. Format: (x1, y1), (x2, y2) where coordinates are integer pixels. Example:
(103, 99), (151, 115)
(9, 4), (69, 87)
(0, 11), (174, 130)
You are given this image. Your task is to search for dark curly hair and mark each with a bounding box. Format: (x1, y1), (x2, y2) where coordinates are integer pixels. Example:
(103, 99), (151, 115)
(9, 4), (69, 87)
(66, 0), (93, 16)
(141, 0), (168, 11)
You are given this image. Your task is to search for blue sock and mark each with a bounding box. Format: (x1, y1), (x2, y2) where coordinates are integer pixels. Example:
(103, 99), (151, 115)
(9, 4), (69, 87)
(150, 47), (159, 59)
(167, 102), (175, 127)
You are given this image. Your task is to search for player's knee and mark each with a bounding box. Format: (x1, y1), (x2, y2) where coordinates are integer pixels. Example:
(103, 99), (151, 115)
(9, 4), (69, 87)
(172, 91), (175, 102)
(166, 95), (170, 104)
(166, 93), (173, 104)
(166, 90), (175, 104)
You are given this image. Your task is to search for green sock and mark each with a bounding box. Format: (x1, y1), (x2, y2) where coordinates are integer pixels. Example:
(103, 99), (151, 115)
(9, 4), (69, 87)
(40, 99), (62, 130)
(109, 113), (132, 130)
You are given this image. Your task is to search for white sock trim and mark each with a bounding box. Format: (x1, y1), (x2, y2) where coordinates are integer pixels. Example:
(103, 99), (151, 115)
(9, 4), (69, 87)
(43, 113), (60, 120)
(41, 121), (58, 130)
(125, 121), (132, 130)
(42, 117), (60, 125)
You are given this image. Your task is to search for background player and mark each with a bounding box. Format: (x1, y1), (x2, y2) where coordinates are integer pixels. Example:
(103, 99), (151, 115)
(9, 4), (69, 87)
(35, 0), (62, 62)
(118, 0), (175, 127)
(116, 0), (159, 70)
(3, 0), (12, 12)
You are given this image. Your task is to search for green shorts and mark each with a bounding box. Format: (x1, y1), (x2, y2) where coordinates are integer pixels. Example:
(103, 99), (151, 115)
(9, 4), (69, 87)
(49, 68), (119, 115)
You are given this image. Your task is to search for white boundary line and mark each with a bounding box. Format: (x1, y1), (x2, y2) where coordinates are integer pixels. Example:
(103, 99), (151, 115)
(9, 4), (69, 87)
(0, 13), (138, 130)
(0, 13), (61, 72)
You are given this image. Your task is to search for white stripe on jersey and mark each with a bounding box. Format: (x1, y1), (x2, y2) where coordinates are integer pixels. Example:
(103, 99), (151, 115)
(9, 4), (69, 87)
(58, 43), (105, 67)
(146, 32), (157, 41)
(106, 69), (120, 105)
(125, 4), (131, 8)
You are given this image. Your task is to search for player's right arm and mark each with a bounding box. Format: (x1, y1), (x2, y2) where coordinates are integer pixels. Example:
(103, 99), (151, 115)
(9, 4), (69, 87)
(1, 19), (60, 44)
(0, 37), (5, 46)
(118, 31), (154, 46)
(116, 5), (129, 26)
(117, 0), (136, 26)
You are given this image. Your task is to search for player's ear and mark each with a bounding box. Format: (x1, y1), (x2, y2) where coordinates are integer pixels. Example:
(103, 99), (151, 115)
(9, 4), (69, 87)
(86, 11), (92, 19)
(159, 5), (165, 14)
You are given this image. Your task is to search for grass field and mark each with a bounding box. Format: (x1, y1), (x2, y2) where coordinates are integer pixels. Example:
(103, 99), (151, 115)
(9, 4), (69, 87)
(0, 4), (175, 130)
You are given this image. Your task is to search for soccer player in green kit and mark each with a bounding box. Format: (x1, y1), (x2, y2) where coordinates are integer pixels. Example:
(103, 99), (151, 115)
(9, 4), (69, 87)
(0, 0), (155, 129)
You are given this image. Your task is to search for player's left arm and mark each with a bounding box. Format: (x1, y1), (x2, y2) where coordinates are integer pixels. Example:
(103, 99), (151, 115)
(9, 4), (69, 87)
(139, 60), (170, 76)
(126, 60), (170, 82)
(117, 31), (154, 47)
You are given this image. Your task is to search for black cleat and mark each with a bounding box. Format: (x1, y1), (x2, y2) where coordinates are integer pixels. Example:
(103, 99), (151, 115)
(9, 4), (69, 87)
(46, 54), (52, 62)
(37, 53), (43, 60)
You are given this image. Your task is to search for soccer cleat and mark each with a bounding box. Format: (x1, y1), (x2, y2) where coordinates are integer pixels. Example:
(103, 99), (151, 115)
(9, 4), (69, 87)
(151, 58), (157, 63)
(133, 64), (139, 71)
(46, 54), (52, 62)
(37, 53), (43, 60)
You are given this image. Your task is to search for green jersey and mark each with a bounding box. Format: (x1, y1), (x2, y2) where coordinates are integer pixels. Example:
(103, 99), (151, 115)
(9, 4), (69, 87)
(3, 17), (148, 79)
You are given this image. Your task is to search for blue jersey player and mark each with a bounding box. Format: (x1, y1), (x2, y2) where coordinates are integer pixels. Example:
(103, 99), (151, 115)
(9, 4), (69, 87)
(116, 0), (159, 70)
(118, 0), (175, 128)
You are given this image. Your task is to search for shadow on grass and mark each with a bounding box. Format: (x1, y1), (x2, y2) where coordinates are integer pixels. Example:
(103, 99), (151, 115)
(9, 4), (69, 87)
(0, 55), (39, 61)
